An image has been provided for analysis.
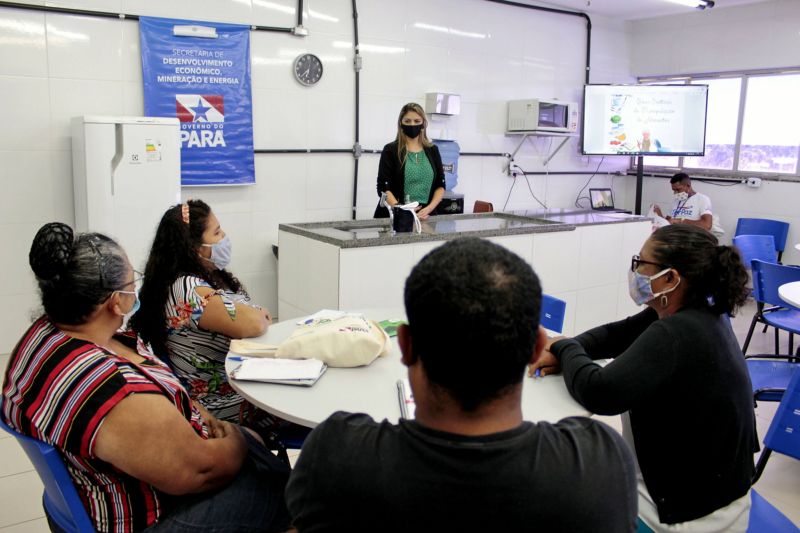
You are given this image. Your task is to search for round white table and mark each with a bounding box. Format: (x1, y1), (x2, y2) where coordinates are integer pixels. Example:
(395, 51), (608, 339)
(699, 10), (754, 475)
(225, 309), (589, 428)
(778, 281), (800, 309)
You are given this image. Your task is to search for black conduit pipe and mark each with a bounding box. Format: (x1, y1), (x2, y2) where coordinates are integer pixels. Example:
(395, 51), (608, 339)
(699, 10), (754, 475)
(484, 0), (591, 84)
(0, 1), (298, 32)
(350, 0), (361, 219)
(297, 0), (304, 27)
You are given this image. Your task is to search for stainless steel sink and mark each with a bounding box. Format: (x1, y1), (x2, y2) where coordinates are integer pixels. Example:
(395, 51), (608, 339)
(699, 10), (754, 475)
(332, 224), (390, 233)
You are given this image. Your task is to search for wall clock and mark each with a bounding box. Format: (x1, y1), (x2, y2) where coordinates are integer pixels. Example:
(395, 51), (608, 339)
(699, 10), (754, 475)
(293, 53), (323, 86)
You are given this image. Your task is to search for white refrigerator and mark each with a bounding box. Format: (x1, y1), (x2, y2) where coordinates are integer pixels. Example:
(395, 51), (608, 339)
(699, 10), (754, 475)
(72, 116), (181, 272)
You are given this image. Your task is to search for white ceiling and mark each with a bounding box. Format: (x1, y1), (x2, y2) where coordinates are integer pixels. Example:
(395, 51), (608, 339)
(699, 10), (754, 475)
(527, 0), (773, 20)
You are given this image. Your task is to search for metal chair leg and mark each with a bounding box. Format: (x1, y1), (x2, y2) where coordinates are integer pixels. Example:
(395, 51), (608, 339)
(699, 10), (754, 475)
(753, 448), (772, 485)
(774, 328), (780, 355)
(742, 314), (759, 355)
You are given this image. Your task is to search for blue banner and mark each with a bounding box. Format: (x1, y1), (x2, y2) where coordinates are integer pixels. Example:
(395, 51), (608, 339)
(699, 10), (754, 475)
(140, 17), (254, 186)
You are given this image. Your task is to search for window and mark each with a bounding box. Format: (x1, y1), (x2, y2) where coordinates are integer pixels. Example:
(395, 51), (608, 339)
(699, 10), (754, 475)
(636, 70), (800, 177)
(739, 74), (800, 173)
(684, 78), (741, 171)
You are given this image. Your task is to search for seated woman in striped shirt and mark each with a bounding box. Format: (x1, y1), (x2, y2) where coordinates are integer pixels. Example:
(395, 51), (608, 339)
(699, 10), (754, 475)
(1, 222), (291, 533)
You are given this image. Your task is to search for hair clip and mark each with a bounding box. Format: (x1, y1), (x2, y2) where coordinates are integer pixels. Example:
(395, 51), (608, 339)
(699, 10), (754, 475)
(181, 203), (190, 224)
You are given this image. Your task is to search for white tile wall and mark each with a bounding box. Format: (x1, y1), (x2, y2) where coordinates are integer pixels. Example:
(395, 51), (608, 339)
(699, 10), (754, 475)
(0, 77), (51, 151)
(0, 10), (48, 78)
(0, 0), (651, 353)
(46, 14), (123, 81)
(629, 0), (800, 76)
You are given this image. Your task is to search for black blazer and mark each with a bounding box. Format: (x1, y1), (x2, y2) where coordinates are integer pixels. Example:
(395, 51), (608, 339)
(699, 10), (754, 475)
(373, 141), (446, 218)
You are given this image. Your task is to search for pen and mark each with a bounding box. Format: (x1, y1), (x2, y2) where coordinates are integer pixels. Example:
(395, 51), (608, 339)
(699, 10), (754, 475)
(228, 356), (246, 362)
(534, 368), (541, 378)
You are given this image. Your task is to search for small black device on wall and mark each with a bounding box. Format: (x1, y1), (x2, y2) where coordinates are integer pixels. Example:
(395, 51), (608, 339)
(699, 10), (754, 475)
(293, 53), (323, 86)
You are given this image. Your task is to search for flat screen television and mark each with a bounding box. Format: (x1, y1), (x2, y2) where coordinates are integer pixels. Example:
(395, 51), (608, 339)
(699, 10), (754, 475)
(582, 84), (709, 156)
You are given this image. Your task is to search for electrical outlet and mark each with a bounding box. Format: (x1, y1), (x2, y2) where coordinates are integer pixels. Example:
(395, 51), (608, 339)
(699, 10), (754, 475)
(745, 177), (762, 188)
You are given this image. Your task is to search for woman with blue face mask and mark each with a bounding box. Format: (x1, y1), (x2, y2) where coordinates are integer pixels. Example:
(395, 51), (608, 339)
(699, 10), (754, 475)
(529, 225), (756, 533)
(131, 199), (273, 424)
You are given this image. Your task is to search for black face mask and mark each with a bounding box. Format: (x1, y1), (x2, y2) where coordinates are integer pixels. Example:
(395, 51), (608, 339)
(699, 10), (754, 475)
(401, 124), (423, 139)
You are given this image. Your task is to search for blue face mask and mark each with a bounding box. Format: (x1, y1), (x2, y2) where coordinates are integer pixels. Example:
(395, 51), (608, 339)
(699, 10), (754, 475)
(627, 267), (679, 306)
(115, 290), (140, 327)
(201, 235), (232, 269)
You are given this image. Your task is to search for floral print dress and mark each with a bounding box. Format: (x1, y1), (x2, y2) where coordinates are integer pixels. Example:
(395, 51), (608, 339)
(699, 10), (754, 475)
(164, 275), (253, 421)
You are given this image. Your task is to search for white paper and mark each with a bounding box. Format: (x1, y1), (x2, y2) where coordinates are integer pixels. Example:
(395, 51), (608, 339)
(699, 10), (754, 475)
(232, 357), (326, 384)
(295, 309), (361, 325)
(647, 204), (671, 229)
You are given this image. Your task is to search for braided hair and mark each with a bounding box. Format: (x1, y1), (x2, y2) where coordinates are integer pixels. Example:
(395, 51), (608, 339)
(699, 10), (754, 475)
(29, 222), (129, 324)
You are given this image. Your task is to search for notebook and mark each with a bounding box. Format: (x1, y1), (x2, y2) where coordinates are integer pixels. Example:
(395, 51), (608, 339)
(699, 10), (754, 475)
(589, 188), (616, 211)
(229, 357), (327, 386)
(397, 378), (416, 419)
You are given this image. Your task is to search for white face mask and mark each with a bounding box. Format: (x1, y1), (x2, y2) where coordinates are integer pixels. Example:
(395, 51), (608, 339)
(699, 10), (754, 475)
(673, 191), (689, 202)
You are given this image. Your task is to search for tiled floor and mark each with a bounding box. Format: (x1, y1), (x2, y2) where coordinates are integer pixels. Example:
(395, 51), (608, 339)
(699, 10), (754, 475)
(0, 300), (798, 530)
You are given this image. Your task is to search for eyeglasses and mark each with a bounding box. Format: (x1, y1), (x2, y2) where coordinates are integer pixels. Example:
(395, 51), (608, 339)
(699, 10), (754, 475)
(129, 270), (144, 291)
(631, 255), (669, 273)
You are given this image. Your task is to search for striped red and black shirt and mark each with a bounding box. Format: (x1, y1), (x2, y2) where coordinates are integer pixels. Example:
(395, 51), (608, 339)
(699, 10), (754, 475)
(2, 316), (209, 532)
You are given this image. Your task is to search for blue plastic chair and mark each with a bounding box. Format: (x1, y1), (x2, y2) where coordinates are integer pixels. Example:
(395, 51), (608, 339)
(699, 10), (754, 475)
(735, 218), (790, 263)
(747, 490), (799, 532)
(0, 410), (95, 532)
(742, 260), (800, 356)
(541, 294), (567, 334)
(734, 235), (778, 273)
(752, 368), (800, 485)
(746, 358), (800, 403)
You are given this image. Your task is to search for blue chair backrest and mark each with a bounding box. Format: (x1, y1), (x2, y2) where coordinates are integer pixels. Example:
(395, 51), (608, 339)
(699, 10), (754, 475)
(541, 294), (567, 334)
(735, 218), (790, 254)
(763, 368), (800, 463)
(733, 235), (777, 271)
(751, 259), (800, 309)
(0, 409), (95, 532)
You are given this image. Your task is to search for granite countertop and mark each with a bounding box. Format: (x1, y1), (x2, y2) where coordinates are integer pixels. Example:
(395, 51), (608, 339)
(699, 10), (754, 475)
(513, 208), (648, 226)
(279, 210), (649, 249)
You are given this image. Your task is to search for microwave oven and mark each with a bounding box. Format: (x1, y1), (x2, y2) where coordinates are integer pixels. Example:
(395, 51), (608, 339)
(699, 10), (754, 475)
(507, 99), (578, 133)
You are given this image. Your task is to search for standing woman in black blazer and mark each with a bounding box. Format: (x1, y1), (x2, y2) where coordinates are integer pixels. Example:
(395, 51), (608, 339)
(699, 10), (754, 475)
(374, 102), (445, 219)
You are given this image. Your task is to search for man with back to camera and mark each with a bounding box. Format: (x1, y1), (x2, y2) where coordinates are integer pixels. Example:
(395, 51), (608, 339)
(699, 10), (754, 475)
(653, 172), (723, 236)
(285, 237), (638, 532)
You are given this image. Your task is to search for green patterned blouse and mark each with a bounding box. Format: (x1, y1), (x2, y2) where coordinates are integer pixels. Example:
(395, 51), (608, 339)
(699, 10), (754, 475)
(403, 150), (434, 204)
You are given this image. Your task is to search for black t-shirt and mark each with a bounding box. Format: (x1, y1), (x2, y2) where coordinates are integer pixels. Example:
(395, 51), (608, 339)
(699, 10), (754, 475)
(285, 412), (637, 532)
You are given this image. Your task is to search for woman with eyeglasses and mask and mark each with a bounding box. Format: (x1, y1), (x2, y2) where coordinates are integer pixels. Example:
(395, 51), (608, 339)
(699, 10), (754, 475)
(529, 225), (757, 533)
(2, 222), (291, 532)
(130, 199), (272, 424)
(374, 102), (445, 220)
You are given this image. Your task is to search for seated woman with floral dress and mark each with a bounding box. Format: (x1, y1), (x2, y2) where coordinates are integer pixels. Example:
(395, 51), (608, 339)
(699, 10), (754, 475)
(131, 199), (272, 423)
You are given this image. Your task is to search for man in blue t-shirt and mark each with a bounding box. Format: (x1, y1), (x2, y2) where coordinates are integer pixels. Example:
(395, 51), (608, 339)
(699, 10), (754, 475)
(286, 238), (637, 532)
